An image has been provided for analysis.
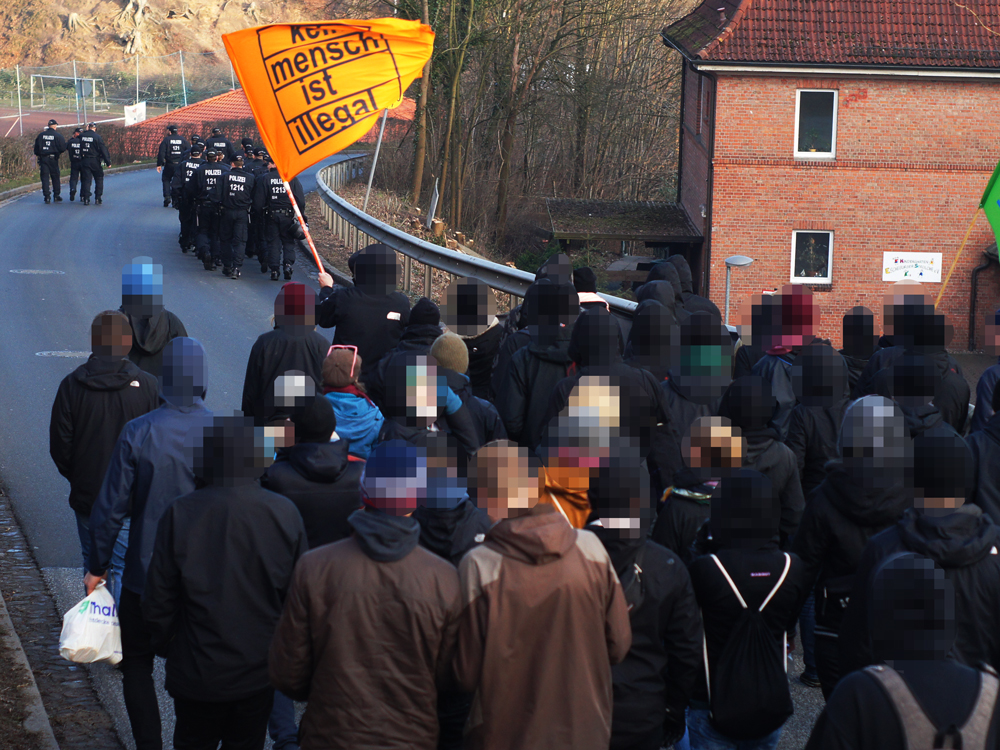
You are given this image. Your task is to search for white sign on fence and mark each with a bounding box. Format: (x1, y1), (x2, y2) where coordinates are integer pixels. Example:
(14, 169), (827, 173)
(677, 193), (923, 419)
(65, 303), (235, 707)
(123, 102), (146, 126)
(882, 252), (942, 283)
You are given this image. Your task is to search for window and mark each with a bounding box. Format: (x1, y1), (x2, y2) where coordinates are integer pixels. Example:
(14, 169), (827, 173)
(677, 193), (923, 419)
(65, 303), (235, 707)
(791, 231), (833, 284)
(795, 90), (838, 158)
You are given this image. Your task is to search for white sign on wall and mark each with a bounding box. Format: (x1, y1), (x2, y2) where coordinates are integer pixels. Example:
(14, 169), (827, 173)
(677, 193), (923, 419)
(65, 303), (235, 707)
(124, 102), (147, 126)
(882, 252), (942, 283)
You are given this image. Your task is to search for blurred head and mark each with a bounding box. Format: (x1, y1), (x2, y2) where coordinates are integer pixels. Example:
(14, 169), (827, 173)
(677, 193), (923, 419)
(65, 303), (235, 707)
(882, 281), (952, 351)
(192, 413), (272, 486)
(354, 244), (399, 296)
(986, 308), (1000, 356)
(274, 283), (316, 328)
(842, 306), (878, 358)
(363, 440), (426, 516)
(588, 442), (653, 539)
(91, 310), (132, 357)
(912, 433), (973, 515)
(839, 396), (912, 490)
(160, 337), (207, 407)
(534, 281), (580, 343)
(792, 342), (849, 407)
(718, 376), (775, 433)
(121, 256), (164, 319)
(383, 353), (443, 426)
(569, 309), (622, 368)
(409, 297), (440, 327)
(887, 353), (938, 407)
(683, 416), (744, 472)
(670, 311), (733, 401)
(443, 277), (498, 336)
(471, 440), (541, 522)
(625, 300), (674, 375)
(535, 253), (573, 285)
(430, 332), (469, 375)
(712, 469), (779, 550)
(423, 434), (468, 510)
(870, 553), (956, 662)
(736, 292), (779, 349)
(771, 285), (820, 350)
(573, 267), (598, 294)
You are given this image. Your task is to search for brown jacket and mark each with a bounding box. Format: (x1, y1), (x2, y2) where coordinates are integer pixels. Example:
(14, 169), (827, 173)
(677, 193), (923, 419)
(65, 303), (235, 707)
(269, 511), (462, 750)
(454, 504), (632, 750)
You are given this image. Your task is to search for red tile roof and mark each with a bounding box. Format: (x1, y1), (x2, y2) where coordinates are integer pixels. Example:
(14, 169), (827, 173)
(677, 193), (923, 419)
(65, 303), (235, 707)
(663, 0), (1000, 68)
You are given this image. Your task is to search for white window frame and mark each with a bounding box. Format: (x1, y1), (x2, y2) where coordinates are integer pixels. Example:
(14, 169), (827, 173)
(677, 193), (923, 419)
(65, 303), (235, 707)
(794, 89), (838, 159)
(790, 230), (834, 284)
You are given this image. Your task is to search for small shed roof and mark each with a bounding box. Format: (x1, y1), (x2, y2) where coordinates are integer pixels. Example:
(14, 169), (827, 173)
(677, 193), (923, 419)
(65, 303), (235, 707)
(544, 198), (701, 243)
(663, 0), (1000, 69)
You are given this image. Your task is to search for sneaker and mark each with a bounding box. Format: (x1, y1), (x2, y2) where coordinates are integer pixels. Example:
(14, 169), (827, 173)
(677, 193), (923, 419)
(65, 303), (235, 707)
(163, 198), (171, 207)
(82, 198), (90, 205)
(95, 198), (102, 205)
(799, 670), (821, 689)
(43, 197), (51, 204)
(223, 267), (233, 278)
(271, 270), (280, 281)
(181, 245), (189, 254)
(69, 192), (76, 201)
(54, 195), (63, 203)
(203, 261), (214, 271)
(230, 268), (241, 280)
(283, 265), (293, 280)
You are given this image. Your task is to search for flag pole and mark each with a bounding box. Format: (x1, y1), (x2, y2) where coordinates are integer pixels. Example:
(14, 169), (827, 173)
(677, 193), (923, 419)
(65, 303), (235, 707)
(283, 181), (326, 275)
(363, 109), (389, 214)
(935, 209), (980, 307)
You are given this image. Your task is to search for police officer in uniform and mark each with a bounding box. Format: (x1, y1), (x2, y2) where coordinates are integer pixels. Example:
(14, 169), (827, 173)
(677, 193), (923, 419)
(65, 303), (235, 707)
(79, 123), (111, 206)
(33, 119), (66, 203)
(240, 138), (256, 161)
(205, 128), (237, 163)
(179, 134), (204, 161)
(156, 125), (186, 208)
(219, 154), (256, 280)
(188, 151), (229, 270)
(170, 144), (205, 252)
(247, 148), (269, 262)
(66, 128), (83, 202)
(254, 156), (305, 280)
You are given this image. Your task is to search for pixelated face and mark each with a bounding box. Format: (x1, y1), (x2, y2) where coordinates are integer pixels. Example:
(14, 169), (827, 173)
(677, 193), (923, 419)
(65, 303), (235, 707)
(871, 554), (955, 662)
(589, 440), (652, 540)
(274, 284), (316, 328)
(838, 396), (911, 489)
(472, 441), (541, 522)
(986, 312), (1000, 355)
(271, 370), (315, 411)
(566, 376), (621, 433)
(121, 257), (164, 318)
(443, 279), (498, 337)
(160, 337), (207, 406)
(406, 360), (439, 422)
(712, 469), (778, 549)
(91, 314), (132, 357)
(774, 284), (820, 348)
(792, 343), (848, 407)
(190, 413), (274, 485)
(362, 441), (427, 516)
(355, 245), (399, 295)
(683, 416), (744, 470)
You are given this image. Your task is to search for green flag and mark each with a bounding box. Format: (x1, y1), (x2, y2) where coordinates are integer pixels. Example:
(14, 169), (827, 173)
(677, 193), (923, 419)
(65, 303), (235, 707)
(982, 158), (1000, 248)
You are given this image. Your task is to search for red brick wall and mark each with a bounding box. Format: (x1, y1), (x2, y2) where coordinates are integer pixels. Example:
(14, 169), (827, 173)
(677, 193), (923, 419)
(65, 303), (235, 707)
(706, 74), (1000, 349)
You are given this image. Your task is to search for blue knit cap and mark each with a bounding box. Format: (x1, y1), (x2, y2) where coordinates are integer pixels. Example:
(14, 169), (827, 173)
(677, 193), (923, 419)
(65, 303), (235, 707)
(122, 256), (164, 318)
(362, 440), (427, 516)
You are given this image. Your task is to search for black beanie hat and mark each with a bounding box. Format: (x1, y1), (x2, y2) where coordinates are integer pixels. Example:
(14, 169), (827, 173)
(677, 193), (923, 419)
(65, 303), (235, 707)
(713, 468), (779, 550)
(912, 433), (973, 502)
(409, 297), (440, 326)
(573, 267), (598, 294)
(292, 395), (337, 443)
(718, 376), (775, 432)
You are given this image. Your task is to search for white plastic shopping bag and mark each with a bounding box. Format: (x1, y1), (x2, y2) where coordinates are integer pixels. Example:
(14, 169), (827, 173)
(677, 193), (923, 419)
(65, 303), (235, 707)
(59, 582), (122, 665)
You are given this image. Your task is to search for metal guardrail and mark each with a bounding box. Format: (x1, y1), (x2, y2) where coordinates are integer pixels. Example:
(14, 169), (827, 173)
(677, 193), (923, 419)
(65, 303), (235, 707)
(315, 160), (638, 316)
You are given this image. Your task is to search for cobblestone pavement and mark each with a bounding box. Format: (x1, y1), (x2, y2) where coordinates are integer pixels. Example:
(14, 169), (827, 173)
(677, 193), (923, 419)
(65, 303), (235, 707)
(0, 490), (122, 749)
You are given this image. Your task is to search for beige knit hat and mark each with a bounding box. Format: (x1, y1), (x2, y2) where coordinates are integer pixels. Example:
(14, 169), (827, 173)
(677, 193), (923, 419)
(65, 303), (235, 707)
(322, 347), (364, 387)
(429, 332), (469, 375)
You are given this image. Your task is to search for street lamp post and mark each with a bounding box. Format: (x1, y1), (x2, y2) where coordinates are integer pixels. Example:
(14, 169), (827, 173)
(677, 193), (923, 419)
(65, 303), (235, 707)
(724, 255), (754, 326)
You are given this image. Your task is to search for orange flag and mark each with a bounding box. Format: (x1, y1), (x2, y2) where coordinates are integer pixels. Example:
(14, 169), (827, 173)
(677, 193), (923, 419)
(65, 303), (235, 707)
(223, 19), (434, 181)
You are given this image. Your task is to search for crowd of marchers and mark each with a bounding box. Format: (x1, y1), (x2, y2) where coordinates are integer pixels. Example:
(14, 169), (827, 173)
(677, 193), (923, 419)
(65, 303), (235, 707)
(47, 245), (1000, 750)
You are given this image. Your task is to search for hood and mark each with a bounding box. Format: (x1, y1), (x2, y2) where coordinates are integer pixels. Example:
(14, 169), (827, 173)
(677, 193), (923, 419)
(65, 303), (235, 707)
(354, 244), (399, 296)
(669, 311), (733, 402)
(527, 333), (573, 363)
(713, 469), (780, 550)
(636, 281), (681, 324)
(278, 440), (353, 483)
(348, 508), (421, 562)
(396, 323), (444, 352)
(823, 462), (912, 527)
(439, 368), (472, 400)
(568, 309), (622, 368)
(588, 525), (644, 578)
(160, 337), (207, 407)
(719, 376), (777, 437)
(486, 504), (577, 564)
(900, 402), (943, 437)
(413, 500), (484, 560)
(535, 253), (574, 285)
(72, 355), (144, 391)
(897, 505), (999, 568)
(792, 343), (849, 407)
(624, 300), (673, 380)
(744, 434), (776, 462)
(645, 262), (684, 303)
(122, 308), (172, 358)
(667, 254), (694, 295)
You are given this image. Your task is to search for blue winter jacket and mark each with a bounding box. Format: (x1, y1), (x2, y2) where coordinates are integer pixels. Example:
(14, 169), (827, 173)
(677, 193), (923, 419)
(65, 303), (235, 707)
(323, 390), (384, 459)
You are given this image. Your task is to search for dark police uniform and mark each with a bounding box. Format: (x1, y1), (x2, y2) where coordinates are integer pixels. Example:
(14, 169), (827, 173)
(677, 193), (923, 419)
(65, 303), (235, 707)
(33, 126), (66, 201)
(205, 134), (238, 163)
(170, 154), (204, 251)
(156, 132), (186, 203)
(66, 133), (83, 201)
(188, 159), (230, 269)
(79, 127), (111, 204)
(219, 165), (256, 275)
(247, 155), (270, 262)
(255, 167), (305, 277)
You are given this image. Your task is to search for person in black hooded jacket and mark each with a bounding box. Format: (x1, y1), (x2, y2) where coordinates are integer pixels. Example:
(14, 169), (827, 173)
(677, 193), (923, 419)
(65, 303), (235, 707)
(839, 432), (1000, 680)
(718, 376), (804, 548)
(120, 256), (188, 377)
(316, 243), (411, 381)
(839, 306), (879, 398)
(242, 283), (330, 425)
(733, 292), (779, 379)
(968, 384), (1000, 523)
(667, 254), (723, 321)
(636, 279), (685, 326)
(643, 263), (689, 323)
(260, 394), (365, 550)
(623, 299), (674, 383)
(497, 281), (579, 449)
(544, 308), (669, 461)
(791, 396), (913, 698)
(873, 352), (962, 441)
(489, 279), (546, 402)
(785, 342), (851, 498)
(806, 554), (1000, 750)
(366, 297), (443, 410)
(587, 446), (702, 750)
(442, 277), (502, 401)
(49, 310), (159, 571)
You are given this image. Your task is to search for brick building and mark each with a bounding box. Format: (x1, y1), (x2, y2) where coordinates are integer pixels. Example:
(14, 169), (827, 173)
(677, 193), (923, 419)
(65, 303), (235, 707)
(662, 0), (1000, 348)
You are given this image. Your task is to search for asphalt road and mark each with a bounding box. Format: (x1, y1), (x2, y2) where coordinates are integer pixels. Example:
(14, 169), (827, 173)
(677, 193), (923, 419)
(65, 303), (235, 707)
(0, 157), (348, 749)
